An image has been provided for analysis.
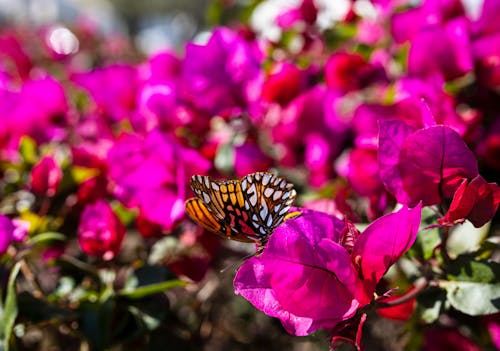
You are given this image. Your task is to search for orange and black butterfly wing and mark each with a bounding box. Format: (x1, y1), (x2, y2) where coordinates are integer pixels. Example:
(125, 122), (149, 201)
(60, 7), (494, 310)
(185, 197), (254, 243)
(239, 172), (297, 243)
(188, 172), (297, 245)
(190, 174), (268, 243)
(188, 176), (255, 243)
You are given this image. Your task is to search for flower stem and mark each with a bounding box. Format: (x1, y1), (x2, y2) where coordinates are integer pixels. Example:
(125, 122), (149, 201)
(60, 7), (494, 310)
(375, 277), (429, 308)
(440, 226), (451, 263)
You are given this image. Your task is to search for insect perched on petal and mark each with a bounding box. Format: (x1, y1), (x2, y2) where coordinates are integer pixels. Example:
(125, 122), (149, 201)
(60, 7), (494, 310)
(185, 172), (297, 250)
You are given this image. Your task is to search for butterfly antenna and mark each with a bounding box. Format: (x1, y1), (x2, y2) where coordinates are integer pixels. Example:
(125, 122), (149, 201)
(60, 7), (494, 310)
(219, 251), (257, 274)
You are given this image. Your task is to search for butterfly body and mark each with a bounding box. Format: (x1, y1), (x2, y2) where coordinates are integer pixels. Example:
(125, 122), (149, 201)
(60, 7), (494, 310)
(185, 172), (297, 248)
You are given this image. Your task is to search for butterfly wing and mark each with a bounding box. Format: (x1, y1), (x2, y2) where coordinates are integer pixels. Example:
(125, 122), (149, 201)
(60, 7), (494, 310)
(188, 172), (296, 245)
(240, 172), (297, 242)
(189, 175), (256, 243)
(185, 197), (254, 243)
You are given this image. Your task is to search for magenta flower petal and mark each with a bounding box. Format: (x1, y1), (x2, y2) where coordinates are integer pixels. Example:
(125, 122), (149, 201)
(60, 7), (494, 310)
(234, 210), (370, 336)
(399, 126), (478, 205)
(351, 204), (422, 294)
(107, 129), (210, 230)
(72, 64), (137, 122)
(472, 33), (500, 88)
(269, 240), (365, 321)
(0, 215), (15, 255)
(234, 258), (316, 336)
(378, 119), (417, 205)
(181, 27), (262, 116)
(78, 200), (125, 260)
(379, 123), (478, 206)
(439, 175), (500, 228)
(30, 156), (63, 197)
(408, 19), (473, 80)
(233, 142), (273, 178)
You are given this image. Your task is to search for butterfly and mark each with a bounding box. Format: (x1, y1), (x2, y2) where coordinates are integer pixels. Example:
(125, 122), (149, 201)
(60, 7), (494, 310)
(185, 172), (297, 249)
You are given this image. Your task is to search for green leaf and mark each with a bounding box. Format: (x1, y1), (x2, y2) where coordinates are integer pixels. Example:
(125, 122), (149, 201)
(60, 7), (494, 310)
(415, 227), (441, 260)
(26, 232), (65, 246)
(409, 207), (440, 260)
(111, 202), (137, 226)
(128, 306), (161, 330)
(78, 298), (114, 350)
(19, 136), (37, 164)
(118, 280), (186, 300)
(70, 166), (99, 184)
(17, 292), (74, 324)
(148, 236), (180, 265)
(445, 281), (500, 315)
(416, 287), (447, 323)
(447, 221), (489, 257)
(447, 258), (500, 283)
(214, 143), (235, 174)
(0, 262), (22, 351)
(444, 258), (500, 315)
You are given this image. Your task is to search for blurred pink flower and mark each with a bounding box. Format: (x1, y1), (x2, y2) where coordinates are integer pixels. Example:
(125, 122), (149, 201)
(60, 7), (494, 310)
(275, 0), (318, 28)
(76, 175), (109, 206)
(408, 18), (473, 80)
(107, 129), (211, 230)
(0, 215), (15, 255)
(476, 119), (500, 171)
(472, 33), (500, 88)
(470, 0), (500, 37)
(423, 328), (481, 351)
(138, 50), (181, 84)
(485, 314), (500, 350)
(72, 64), (138, 122)
(395, 75), (466, 135)
(0, 32), (32, 80)
(391, 0), (465, 44)
(0, 76), (68, 160)
(324, 52), (386, 93)
(233, 141), (273, 178)
(337, 146), (382, 197)
(78, 199), (125, 260)
(271, 86), (350, 187)
(261, 62), (306, 106)
(234, 205), (421, 336)
(135, 213), (163, 239)
(12, 219), (29, 243)
(30, 156), (63, 197)
(181, 27), (263, 117)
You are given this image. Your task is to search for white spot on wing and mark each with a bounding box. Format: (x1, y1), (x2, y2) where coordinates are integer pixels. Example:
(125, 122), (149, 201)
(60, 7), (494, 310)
(266, 215), (273, 227)
(262, 174), (272, 185)
(260, 202), (269, 219)
(211, 182), (220, 191)
(264, 187), (274, 198)
(279, 206), (289, 215)
(203, 192), (211, 204)
(248, 184), (257, 206)
(273, 190), (283, 201)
